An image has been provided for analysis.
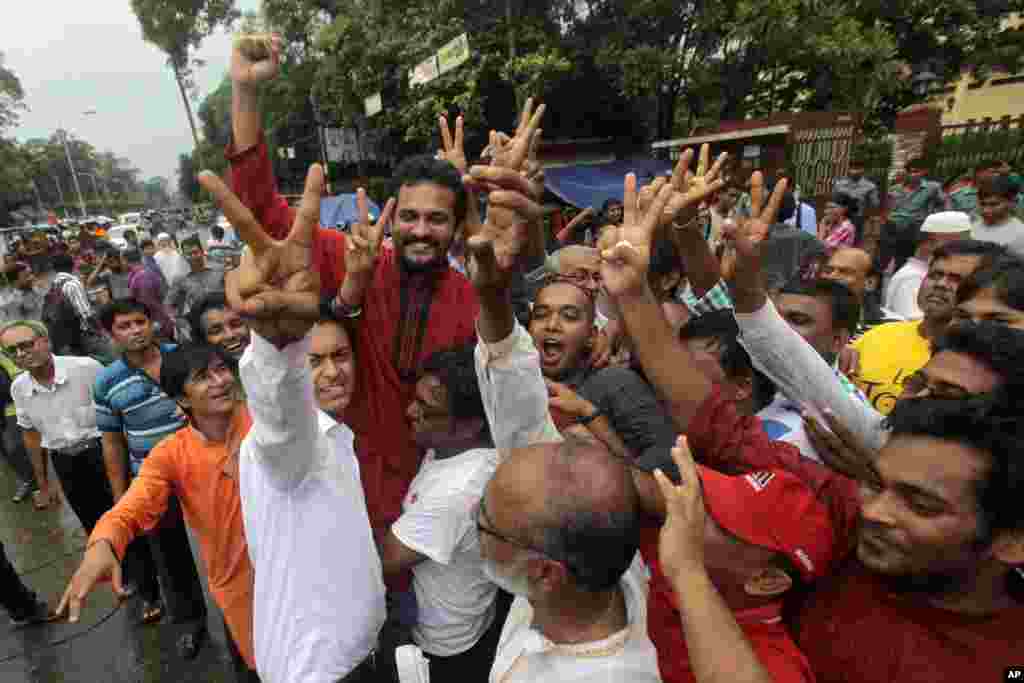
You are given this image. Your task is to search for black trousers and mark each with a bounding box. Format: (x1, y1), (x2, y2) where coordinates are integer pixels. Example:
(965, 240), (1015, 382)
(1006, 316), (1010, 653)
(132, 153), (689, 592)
(49, 444), (113, 534)
(146, 495), (207, 625)
(223, 618), (261, 683)
(878, 222), (920, 273)
(1, 415), (35, 486)
(0, 540), (38, 618)
(425, 589), (512, 683)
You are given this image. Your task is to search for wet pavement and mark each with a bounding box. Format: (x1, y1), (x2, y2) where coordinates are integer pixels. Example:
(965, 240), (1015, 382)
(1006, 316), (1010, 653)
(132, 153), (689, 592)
(0, 461), (234, 682)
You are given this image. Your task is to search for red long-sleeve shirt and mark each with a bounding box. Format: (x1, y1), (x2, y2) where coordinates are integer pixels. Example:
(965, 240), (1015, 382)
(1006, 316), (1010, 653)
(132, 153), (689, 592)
(642, 386), (862, 683)
(226, 139), (479, 536)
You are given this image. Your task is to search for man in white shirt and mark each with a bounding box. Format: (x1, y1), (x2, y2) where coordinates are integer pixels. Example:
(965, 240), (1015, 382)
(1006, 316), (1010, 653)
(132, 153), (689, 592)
(885, 211), (971, 320)
(463, 171), (661, 683)
(378, 343), (505, 681)
(153, 233), (190, 288)
(972, 175), (1024, 257)
(1, 320), (109, 528)
(204, 164), (386, 683)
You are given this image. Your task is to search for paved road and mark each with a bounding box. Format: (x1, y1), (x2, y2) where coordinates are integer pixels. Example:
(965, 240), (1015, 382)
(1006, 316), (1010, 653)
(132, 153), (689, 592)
(0, 461), (233, 682)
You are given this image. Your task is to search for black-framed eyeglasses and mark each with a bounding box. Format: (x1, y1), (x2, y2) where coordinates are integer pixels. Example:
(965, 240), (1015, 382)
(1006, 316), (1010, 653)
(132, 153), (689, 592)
(476, 497), (564, 565)
(3, 337), (38, 356)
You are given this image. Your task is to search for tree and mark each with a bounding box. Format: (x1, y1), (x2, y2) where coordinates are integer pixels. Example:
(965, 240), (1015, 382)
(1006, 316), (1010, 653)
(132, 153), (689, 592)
(130, 0), (240, 147)
(178, 153), (200, 203)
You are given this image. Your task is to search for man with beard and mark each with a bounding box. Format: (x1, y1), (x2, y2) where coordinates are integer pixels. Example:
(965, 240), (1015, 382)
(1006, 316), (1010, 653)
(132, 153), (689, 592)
(793, 396), (1024, 683)
(189, 293), (251, 363)
(851, 239), (1004, 413)
(224, 35), (542, 544)
(94, 299), (208, 656)
(166, 237), (226, 342)
(379, 343), (507, 681)
(598, 164), (1024, 683)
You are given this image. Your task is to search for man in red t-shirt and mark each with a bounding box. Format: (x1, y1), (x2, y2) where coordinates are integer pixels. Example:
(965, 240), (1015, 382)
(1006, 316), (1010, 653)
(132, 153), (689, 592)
(605, 172), (1024, 683)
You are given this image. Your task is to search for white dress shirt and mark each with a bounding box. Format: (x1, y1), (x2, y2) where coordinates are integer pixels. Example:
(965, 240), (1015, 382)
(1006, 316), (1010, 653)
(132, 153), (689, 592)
(12, 355), (102, 449)
(734, 300), (887, 456)
(392, 447), (501, 656)
(474, 322), (661, 683)
(884, 257), (927, 320)
(238, 332), (386, 683)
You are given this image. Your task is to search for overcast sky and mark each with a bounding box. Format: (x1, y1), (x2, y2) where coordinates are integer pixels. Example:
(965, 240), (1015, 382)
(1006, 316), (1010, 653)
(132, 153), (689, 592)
(4, 0), (259, 187)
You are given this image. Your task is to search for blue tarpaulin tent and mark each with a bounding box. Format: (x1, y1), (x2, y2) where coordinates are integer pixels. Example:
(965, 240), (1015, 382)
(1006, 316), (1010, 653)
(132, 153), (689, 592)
(543, 159), (675, 209)
(320, 194), (381, 228)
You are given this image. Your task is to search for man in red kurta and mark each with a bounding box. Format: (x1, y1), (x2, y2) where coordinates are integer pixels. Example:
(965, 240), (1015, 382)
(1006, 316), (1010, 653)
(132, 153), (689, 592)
(225, 37), (478, 539)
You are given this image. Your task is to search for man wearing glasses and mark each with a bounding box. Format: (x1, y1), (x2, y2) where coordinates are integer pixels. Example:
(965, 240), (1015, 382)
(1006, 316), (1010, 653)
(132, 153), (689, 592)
(0, 320), (110, 526)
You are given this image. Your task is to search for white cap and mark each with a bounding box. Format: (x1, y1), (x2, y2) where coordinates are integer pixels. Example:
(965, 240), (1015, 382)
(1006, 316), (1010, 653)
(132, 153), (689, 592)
(921, 211), (972, 234)
(157, 232), (171, 241)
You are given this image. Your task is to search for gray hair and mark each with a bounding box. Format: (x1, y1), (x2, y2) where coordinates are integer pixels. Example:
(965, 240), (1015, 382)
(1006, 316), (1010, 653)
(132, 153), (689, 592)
(0, 320), (49, 340)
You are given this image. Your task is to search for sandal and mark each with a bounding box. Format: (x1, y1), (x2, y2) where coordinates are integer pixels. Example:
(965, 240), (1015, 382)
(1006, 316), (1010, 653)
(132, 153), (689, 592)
(141, 600), (164, 624)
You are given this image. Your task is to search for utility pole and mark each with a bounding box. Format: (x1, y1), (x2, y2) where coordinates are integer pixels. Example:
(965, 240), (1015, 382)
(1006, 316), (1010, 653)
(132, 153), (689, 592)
(60, 129), (88, 218)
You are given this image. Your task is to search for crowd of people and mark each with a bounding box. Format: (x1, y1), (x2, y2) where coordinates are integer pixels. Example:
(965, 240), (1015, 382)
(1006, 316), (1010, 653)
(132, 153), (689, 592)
(0, 35), (1021, 683)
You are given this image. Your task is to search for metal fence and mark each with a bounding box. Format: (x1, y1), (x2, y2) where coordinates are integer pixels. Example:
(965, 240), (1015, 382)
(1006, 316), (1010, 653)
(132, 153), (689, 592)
(932, 114), (1024, 183)
(789, 122), (859, 201)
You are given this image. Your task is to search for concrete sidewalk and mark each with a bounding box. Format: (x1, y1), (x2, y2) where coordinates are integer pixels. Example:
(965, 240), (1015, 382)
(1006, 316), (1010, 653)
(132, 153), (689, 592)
(0, 460), (233, 682)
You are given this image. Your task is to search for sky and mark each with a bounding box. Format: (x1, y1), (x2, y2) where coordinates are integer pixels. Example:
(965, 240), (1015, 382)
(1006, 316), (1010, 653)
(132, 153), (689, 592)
(3, 0), (259, 188)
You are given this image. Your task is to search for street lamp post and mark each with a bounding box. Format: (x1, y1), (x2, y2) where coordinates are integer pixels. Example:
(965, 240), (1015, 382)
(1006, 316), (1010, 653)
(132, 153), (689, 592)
(59, 129), (89, 218)
(51, 174), (68, 218)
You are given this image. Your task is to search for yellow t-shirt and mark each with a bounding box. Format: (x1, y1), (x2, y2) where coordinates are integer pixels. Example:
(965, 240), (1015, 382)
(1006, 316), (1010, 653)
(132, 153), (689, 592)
(852, 320), (932, 415)
(1, 353), (23, 418)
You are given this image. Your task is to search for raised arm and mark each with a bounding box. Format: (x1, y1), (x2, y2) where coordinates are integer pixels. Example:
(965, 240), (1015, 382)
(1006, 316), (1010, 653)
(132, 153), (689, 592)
(655, 438), (773, 683)
(226, 34), (295, 242)
(202, 162), (325, 489)
(463, 99), (560, 452)
(724, 203), (887, 456)
(599, 152), (723, 434)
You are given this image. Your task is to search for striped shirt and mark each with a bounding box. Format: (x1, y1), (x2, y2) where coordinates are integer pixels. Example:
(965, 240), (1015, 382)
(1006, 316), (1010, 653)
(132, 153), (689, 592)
(94, 343), (187, 473)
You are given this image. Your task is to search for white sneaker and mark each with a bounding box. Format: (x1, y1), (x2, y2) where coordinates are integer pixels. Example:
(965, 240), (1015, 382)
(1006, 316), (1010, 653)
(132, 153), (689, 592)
(395, 644), (430, 683)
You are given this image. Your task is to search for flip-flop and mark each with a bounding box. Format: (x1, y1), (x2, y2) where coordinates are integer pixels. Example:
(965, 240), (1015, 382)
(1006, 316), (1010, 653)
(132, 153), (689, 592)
(141, 600), (164, 624)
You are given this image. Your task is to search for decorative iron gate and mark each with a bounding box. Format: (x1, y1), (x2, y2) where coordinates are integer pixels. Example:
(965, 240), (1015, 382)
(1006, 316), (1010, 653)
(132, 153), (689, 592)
(931, 115), (1024, 182)
(788, 116), (859, 204)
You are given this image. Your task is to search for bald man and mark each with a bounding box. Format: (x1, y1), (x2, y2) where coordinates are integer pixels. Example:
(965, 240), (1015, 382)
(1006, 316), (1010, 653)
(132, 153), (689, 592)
(819, 246), (902, 337)
(469, 225), (661, 682)
(475, 336), (660, 683)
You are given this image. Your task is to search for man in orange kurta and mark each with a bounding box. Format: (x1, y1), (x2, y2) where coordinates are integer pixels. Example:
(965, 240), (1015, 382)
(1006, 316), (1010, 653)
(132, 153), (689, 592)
(58, 344), (258, 681)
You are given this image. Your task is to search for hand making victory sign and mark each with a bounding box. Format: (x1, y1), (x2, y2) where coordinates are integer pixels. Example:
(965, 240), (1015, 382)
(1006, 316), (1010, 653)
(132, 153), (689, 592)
(464, 97), (547, 289)
(601, 146), (726, 299)
(199, 163), (325, 346)
(345, 188), (396, 277)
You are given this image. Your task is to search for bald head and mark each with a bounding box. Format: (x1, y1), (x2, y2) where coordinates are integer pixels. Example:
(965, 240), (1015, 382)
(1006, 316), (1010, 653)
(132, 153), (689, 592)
(821, 247), (877, 300)
(488, 437), (641, 592)
(547, 246), (602, 293)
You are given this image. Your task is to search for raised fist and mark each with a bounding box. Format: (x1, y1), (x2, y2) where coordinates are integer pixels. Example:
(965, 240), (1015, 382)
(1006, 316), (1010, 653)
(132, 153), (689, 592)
(231, 33), (281, 87)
